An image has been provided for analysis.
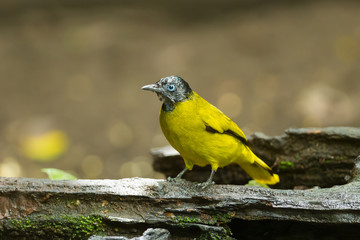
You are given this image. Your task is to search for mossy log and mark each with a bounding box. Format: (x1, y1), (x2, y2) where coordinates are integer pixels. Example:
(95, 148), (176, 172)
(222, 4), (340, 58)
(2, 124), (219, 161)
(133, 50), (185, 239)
(1, 127), (360, 239)
(152, 127), (360, 189)
(1, 157), (360, 239)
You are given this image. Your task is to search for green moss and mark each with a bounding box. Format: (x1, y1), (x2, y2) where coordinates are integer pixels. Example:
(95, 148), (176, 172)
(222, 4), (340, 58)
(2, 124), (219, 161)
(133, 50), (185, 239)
(334, 156), (345, 161)
(173, 212), (234, 239)
(279, 161), (294, 170)
(173, 216), (200, 228)
(198, 232), (234, 240)
(8, 215), (106, 239)
(210, 212), (234, 224)
(67, 199), (81, 207)
(11, 219), (37, 230)
(173, 212), (234, 227)
(245, 180), (269, 188)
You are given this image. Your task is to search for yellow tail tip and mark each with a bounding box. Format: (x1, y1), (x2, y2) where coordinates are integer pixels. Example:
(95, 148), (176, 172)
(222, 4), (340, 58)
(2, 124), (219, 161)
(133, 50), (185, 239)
(271, 173), (280, 184)
(255, 173), (280, 185)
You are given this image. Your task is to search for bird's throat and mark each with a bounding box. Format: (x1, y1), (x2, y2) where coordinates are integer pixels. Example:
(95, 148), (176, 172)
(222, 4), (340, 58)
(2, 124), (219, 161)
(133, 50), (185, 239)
(162, 100), (175, 112)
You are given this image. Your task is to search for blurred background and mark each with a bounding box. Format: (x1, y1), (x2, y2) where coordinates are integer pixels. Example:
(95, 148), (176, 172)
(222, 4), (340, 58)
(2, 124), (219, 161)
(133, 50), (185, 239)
(0, 0), (359, 180)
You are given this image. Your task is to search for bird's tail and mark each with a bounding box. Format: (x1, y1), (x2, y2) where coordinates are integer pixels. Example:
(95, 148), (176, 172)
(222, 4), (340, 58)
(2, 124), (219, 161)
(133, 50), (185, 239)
(237, 151), (279, 185)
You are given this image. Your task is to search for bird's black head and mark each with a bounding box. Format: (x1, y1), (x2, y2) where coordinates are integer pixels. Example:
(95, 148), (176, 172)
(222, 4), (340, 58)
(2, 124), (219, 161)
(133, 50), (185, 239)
(141, 75), (192, 111)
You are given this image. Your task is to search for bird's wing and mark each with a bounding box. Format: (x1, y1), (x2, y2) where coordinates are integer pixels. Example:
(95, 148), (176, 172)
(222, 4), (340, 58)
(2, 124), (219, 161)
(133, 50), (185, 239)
(200, 102), (247, 144)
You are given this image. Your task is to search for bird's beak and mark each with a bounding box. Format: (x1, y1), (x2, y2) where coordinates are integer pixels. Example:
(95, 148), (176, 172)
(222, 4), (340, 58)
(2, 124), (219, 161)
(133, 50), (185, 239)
(141, 84), (160, 93)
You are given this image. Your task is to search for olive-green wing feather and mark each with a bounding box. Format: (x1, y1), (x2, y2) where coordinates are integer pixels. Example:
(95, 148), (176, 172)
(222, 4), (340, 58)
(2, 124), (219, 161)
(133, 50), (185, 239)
(197, 95), (247, 144)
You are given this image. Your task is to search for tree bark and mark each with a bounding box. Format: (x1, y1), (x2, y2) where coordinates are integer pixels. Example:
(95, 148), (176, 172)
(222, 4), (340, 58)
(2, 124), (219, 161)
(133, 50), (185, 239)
(1, 156), (360, 239)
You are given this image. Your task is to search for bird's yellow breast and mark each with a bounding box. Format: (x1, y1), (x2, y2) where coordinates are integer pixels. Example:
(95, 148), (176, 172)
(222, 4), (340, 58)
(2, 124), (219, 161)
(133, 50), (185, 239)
(159, 92), (247, 170)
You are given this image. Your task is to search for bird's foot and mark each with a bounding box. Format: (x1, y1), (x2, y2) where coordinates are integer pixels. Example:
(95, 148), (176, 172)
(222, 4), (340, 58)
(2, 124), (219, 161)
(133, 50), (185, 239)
(167, 167), (188, 184)
(167, 176), (183, 184)
(196, 180), (215, 190)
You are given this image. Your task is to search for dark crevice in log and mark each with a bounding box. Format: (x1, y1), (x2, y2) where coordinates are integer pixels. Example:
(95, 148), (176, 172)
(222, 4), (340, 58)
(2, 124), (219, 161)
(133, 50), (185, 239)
(228, 220), (360, 240)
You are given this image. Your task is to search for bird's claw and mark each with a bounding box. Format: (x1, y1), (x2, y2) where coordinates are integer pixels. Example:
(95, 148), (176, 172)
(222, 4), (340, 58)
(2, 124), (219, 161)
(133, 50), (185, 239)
(167, 176), (182, 183)
(196, 181), (215, 190)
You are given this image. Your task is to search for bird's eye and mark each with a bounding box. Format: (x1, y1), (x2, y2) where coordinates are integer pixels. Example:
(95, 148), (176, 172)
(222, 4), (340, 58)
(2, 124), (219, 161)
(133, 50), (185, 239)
(167, 84), (176, 92)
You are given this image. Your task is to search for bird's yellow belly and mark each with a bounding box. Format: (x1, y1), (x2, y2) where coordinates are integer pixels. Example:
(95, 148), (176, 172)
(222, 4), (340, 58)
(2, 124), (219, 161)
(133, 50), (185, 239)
(160, 104), (245, 170)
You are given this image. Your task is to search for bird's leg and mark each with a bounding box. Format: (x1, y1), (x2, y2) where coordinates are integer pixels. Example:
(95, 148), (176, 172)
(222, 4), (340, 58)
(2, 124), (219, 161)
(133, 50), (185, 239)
(167, 167), (188, 182)
(198, 169), (216, 189)
(175, 167), (188, 179)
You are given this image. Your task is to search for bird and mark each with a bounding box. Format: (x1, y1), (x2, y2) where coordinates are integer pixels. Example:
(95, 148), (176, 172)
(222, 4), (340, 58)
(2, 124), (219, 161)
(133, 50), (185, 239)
(142, 75), (279, 188)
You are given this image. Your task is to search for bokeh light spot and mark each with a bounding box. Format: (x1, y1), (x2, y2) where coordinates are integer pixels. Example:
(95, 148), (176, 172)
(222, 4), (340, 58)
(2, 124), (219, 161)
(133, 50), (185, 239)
(216, 93), (242, 118)
(0, 157), (23, 177)
(107, 121), (134, 148)
(81, 155), (104, 178)
(296, 84), (354, 125)
(119, 155), (152, 178)
(20, 130), (69, 162)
